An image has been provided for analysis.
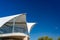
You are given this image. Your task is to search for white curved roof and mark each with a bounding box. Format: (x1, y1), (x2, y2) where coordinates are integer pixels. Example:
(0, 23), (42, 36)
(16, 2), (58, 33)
(0, 14), (36, 33)
(0, 14), (23, 27)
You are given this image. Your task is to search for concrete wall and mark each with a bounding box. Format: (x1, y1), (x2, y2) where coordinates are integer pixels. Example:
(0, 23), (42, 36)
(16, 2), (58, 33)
(23, 36), (29, 40)
(0, 36), (29, 40)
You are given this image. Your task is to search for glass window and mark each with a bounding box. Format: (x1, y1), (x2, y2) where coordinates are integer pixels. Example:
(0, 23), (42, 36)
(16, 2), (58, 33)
(0, 26), (12, 34)
(0, 26), (28, 34)
(14, 26), (25, 33)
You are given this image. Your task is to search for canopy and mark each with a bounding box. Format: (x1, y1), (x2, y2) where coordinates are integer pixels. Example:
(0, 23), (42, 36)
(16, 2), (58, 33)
(0, 14), (36, 33)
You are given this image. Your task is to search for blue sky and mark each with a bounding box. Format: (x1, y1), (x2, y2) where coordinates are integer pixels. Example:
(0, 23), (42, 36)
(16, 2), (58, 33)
(0, 0), (60, 40)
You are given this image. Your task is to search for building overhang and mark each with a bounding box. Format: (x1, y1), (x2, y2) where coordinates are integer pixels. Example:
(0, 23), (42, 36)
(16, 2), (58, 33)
(0, 13), (36, 34)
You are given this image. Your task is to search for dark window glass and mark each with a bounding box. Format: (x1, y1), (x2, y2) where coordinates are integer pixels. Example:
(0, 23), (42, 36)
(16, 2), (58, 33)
(14, 26), (25, 33)
(0, 26), (12, 34)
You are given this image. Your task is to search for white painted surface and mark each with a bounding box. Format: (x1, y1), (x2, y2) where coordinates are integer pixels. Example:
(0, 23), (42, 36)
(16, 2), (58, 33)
(0, 14), (22, 27)
(27, 23), (36, 33)
(0, 33), (29, 37)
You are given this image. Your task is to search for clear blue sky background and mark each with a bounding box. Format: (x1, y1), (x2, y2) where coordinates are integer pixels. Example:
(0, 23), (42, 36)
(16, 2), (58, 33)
(0, 0), (60, 40)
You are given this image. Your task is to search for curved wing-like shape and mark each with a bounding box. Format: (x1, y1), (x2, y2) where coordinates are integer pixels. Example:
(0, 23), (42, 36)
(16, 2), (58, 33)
(27, 23), (36, 33)
(0, 14), (23, 27)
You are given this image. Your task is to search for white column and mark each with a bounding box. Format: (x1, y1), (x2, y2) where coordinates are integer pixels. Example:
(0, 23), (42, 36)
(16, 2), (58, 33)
(12, 18), (16, 33)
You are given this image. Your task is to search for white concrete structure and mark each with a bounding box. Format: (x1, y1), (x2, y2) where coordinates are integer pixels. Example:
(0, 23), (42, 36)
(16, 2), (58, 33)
(0, 14), (36, 40)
